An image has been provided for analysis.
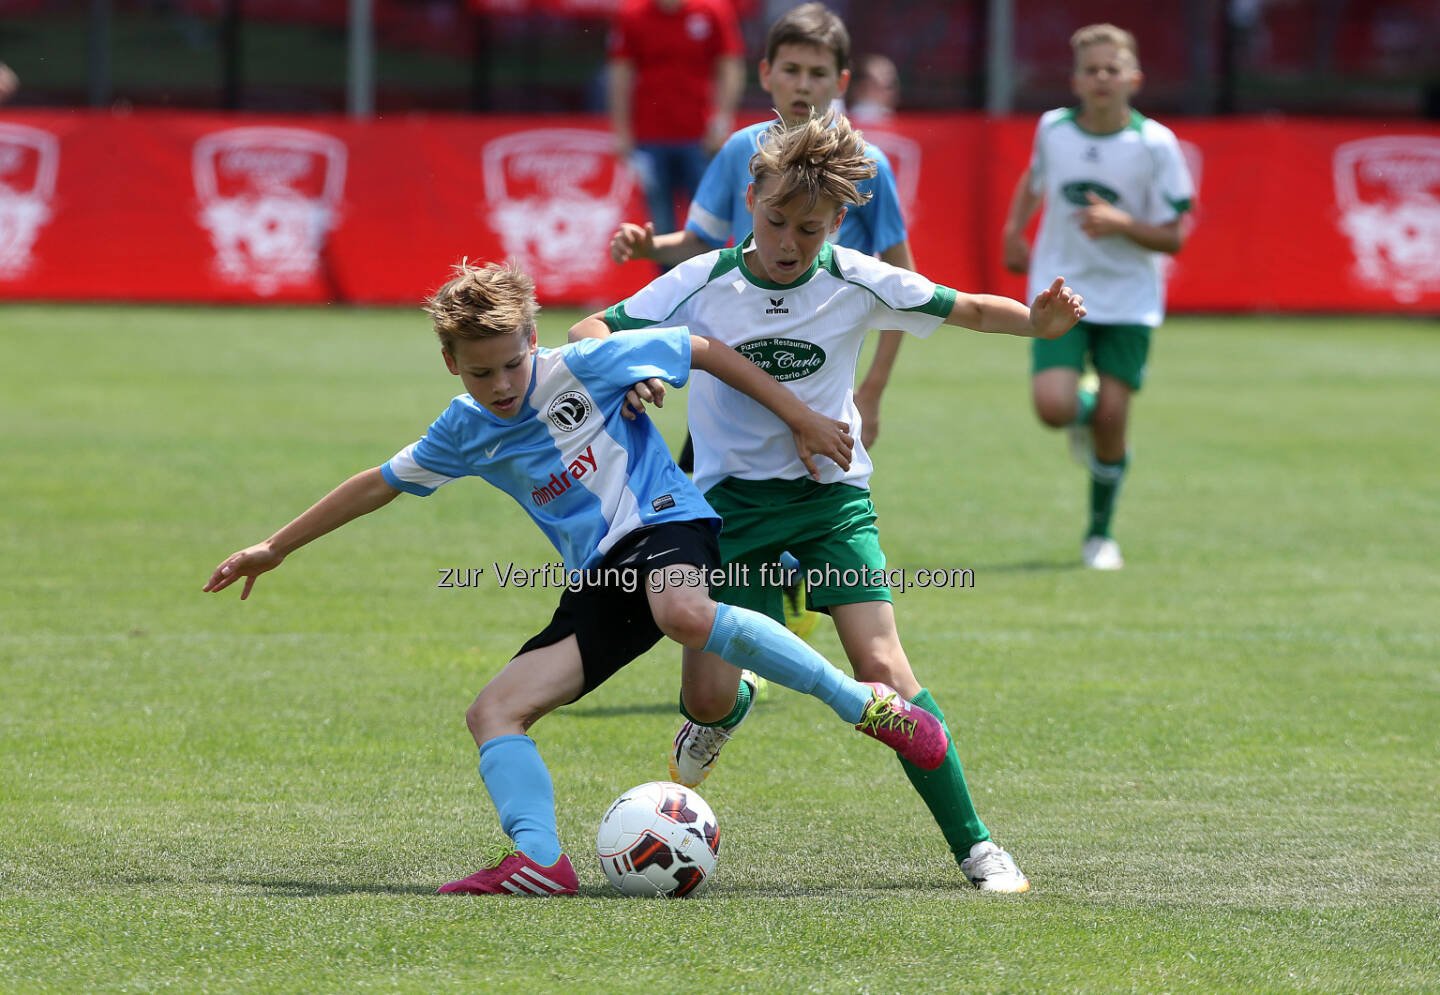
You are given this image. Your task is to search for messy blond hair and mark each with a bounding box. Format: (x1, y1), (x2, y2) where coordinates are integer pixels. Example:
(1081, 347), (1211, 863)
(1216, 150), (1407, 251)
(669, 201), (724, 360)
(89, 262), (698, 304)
(1071, 23), (1139, 66)
(424, 259), (539, 356)
(749, 110), (875, 213)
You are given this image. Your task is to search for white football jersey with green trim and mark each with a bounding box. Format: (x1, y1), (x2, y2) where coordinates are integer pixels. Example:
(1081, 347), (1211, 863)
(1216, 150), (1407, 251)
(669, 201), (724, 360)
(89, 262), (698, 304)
(606, 237), (954, 494)
(1027, 107), (1195, 326)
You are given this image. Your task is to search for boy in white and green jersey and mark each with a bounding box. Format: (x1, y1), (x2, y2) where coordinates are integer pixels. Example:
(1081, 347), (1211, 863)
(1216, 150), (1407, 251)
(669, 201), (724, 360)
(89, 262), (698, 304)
(574, 111), (1088, 893)
(1003, 23), (1195, 570)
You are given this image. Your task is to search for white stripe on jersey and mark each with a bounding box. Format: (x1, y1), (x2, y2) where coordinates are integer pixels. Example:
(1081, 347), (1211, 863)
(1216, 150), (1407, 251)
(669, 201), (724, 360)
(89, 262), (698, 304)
(387, 443), (457, 491)
(686, 202), (729, 244)
(528, 355), (640, 561)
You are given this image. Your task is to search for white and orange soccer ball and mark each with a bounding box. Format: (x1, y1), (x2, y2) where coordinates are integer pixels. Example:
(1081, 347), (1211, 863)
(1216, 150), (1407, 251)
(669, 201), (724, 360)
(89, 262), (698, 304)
(596, 781), (720, 897)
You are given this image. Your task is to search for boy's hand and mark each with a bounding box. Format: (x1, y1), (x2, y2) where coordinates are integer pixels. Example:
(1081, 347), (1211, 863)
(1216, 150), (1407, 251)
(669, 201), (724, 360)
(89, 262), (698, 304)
(790, 410), (854, 480)
(610, 222), (656, 264)
(621, 377), (667, 420)
(204, 543), (285, 600)
(1078, 192), (1130, 238)
(1029, 277), (1086, 339)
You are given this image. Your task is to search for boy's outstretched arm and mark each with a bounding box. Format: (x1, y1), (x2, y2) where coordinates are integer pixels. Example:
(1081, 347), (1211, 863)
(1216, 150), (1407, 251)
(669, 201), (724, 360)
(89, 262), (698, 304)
(689, 335), (853, 480)
(944, 277), (1086, 341)
(203, 467), (400, 600)
(609, 223), (712, 268)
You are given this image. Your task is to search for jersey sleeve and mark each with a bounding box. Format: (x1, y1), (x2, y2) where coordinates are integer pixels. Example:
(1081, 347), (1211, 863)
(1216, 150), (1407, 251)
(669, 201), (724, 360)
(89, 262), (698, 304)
(605, 249), (725, 329)
(686, 129), (751, 247)
(862, 145), (909, 255)
(832, 247), (955, 338)
(564, 327), (693, 390)
(380, 404), (467, 497)
(1147, 122), (1196, 223)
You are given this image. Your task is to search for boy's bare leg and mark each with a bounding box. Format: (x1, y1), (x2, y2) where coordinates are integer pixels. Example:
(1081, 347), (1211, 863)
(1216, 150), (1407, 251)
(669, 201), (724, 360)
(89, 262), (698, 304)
(441, 637), (586, 896)
(829, 601), (1029, 892)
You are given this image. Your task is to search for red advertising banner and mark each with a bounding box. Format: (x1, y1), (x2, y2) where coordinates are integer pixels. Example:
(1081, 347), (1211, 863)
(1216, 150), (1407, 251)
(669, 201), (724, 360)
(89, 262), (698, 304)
(0, 110), (1436, 312)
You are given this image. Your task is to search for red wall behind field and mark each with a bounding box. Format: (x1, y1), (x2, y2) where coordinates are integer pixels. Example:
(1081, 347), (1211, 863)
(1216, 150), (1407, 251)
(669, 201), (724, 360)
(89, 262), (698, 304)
(0, 110), (1436, 312)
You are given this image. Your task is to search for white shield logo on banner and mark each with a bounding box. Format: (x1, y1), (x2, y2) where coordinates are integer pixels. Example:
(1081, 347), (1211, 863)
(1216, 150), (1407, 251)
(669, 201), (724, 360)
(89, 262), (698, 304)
(194, 127), (347, 296)
(1333, 136), (1440, 303)
(481, 129), (634, 292)
(0, 124), (60, 280)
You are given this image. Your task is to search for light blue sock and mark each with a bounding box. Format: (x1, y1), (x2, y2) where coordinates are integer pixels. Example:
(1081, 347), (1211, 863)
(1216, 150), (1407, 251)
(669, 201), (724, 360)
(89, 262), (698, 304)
(703, 603), (871, 724)
(477, 734), (562, 865)
(778, 550), (802, 574)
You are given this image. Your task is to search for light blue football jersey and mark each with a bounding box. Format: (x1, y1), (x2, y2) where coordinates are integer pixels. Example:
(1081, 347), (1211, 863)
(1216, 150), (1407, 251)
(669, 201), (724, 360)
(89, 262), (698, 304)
(685, 120), (909, 256)
(382, 327), (717, 570)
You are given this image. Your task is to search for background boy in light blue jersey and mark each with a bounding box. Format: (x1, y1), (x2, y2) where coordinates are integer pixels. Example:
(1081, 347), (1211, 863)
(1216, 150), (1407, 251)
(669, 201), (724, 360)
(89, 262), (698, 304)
(203, 259), (949, 898)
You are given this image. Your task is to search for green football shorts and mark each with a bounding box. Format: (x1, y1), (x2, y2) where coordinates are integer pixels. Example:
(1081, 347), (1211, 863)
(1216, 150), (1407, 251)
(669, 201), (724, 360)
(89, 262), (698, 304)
(704, 476), (891, 623)
(1032, 320), (1153, 391)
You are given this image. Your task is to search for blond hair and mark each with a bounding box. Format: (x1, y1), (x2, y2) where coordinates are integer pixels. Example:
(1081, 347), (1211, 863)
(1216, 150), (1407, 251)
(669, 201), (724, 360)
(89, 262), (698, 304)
(765, 2), (850, 73)
(1071, 23), (1139, 66)
(424, 259), (539, 356)
(749, 110), (875, 214)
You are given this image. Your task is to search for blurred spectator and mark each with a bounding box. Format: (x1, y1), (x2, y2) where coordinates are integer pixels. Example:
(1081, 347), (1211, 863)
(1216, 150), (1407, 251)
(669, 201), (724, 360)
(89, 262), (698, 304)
(846, 53), (898, 122)
(0, 63), (18, 104)
(607, 0), (746, 237)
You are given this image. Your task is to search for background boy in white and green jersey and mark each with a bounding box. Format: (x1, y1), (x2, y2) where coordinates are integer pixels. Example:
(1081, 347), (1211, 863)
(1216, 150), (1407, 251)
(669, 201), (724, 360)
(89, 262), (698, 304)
(574, 112), (1087, 893)
(1002, 23), (1195, 571)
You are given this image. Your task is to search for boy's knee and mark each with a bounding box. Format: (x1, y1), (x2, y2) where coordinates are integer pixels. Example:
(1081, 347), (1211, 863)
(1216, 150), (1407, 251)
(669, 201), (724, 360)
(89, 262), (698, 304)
(1033, 395), (1074, 428)
(652, 595), (716, 649)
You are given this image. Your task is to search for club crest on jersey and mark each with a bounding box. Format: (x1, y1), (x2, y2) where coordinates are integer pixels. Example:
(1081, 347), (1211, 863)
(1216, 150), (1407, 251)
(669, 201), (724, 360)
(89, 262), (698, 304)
(547, 390), (593, 432)
(735, 337), (826, 383)
(1061, 180), (1120, 206)
(765, 296), (789, 314)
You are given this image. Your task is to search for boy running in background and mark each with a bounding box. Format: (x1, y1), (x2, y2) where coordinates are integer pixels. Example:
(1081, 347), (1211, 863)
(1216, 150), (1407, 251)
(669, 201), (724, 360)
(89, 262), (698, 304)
(204, 260), (949, 897)
(1001, 23), (1195, 570)
(574, 113), (1087, 892)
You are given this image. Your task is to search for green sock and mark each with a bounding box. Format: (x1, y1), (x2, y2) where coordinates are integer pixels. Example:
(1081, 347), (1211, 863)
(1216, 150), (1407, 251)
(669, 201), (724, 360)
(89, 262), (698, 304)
(1074, 385), (1097, 426)
(678, 677), (752, 729)
(898, 688), (990, 862)
(1088, 453), (1129, 538)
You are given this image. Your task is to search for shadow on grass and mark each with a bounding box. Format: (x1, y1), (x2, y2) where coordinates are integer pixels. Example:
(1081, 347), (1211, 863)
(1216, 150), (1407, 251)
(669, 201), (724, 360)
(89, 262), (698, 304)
(559, 702), (678, 719)
(968, 558), (1082, 574)
(233, 878), (438, 896)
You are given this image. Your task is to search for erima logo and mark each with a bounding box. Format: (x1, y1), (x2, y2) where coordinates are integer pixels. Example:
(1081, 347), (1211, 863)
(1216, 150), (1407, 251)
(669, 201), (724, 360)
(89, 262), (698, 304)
(765, 296), (789, 315)
(1084, 145), (1100, 162)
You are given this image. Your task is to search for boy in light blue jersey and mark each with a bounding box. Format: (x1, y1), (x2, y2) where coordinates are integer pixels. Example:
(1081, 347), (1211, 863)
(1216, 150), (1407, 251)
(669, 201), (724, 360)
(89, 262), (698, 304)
(576, 113), (1088, 892)
(204, 259), (949, 897)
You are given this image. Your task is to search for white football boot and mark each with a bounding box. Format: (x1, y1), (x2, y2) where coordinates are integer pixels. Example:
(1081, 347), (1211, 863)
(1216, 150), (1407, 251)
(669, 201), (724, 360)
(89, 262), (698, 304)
(1081, 535), (1124, 570)
(668, 671), (759, 788)
(960, 841), (1031, 894)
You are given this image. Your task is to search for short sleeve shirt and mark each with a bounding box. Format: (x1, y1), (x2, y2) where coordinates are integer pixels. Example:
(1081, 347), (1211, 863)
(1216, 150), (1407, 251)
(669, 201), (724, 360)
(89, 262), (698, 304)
(1026, 107), (1195, 326)
(606, 239), (953, 495)
(382, 328), (717, 570)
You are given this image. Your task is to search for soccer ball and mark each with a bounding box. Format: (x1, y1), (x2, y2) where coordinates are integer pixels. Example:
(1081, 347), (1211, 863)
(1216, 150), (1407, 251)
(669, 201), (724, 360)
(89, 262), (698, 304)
(595, 781), (720, 897)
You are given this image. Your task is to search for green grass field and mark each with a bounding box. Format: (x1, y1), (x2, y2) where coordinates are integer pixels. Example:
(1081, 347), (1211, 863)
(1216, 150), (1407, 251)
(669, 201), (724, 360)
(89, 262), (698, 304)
(2, 304), (1437, 993)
